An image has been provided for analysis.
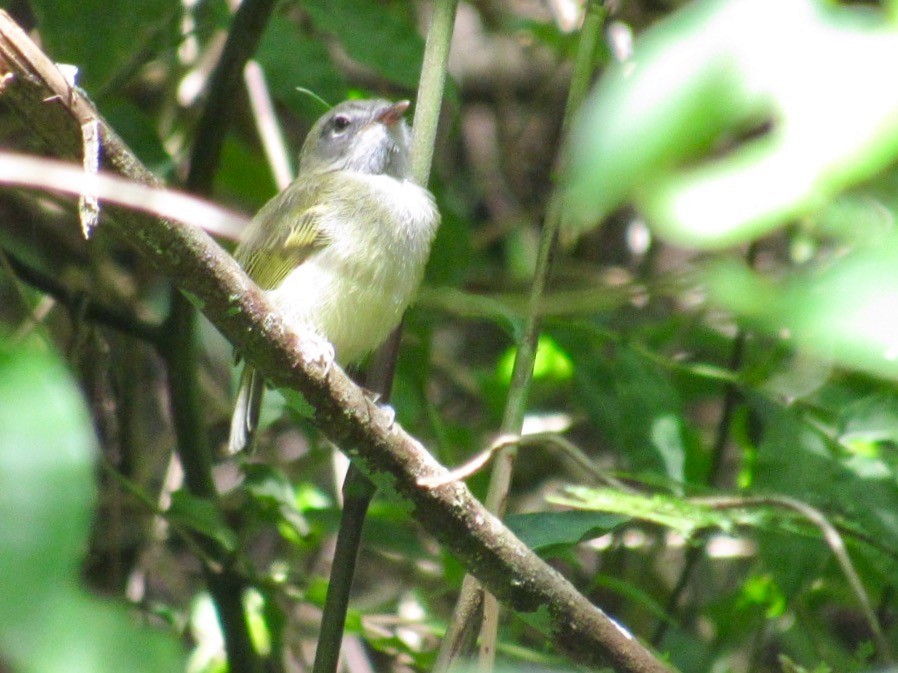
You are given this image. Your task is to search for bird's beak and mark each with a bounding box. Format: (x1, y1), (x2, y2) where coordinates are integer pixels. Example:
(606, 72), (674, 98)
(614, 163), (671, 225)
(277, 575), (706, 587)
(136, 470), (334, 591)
(375, 100), (410, 126)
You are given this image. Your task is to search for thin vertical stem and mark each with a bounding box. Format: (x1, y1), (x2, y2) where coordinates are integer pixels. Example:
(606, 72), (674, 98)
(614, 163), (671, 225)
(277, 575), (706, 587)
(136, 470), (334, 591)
(160, 291), (261, 673)
(461, 2), (609, 670)
(164, 1), (277, 671)
(478, 5), (608, 665)
(410, 0), (458, 187)
(484, 0), (606, 512)
(311, 4), (458, 672)
(311, 466), (377, 673)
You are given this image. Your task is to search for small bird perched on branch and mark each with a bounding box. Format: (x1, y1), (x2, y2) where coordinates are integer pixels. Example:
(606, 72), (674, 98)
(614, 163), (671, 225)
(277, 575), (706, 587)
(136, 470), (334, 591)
(228, 98), (439, 455)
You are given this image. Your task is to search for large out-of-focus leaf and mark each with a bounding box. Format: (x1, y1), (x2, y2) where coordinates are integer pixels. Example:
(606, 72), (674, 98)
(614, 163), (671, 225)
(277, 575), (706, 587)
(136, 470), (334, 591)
(0, 343), (96, 612)
(0, 340), (183, 673)
(565, 0), (898, 249)
(707, 238), (898, 380)
(30, 0), (180, 91)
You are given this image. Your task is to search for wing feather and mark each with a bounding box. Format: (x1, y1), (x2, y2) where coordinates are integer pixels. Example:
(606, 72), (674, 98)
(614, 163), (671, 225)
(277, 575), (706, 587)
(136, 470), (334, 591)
(235, 176), (333, 290)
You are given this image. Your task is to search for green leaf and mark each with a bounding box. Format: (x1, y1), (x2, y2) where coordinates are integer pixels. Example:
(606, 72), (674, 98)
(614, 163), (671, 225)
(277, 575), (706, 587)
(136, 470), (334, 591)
(242, 463), (310, 538)
(550, 487), (755, 538)
(18, 589), (183, 673)
(496, 335), (573, 385)
(752, 399), (898, 565)
(168, 490), (237, 552)
(256, 14), (347, 120)
(566, 0), (757, 234)
(566, 0), (898, 249)
(838, 393), (898, 446)
(650, 414), (686, 486)
(302, 0), (425, 89)
(755, 529), (828, 602)
(706, 239), (898, 379)
(505, 510), (627, 551)
(31, 0), (180, 91)
(243, 588), (272, 655)
(556, 331), (688, 476)
(737, 574), (787, 618)
(279, 387), (315, 419)
(0, 339), (183, 673)
(243, 464), (297, 504)
(0, 343), (96, 605)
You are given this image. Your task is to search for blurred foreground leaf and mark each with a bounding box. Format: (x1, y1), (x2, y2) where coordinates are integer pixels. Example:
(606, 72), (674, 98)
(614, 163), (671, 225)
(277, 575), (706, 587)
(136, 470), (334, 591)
(707, 237), (898, 379)
(566, 0), (898, 249)
(0, 339), (184, 673)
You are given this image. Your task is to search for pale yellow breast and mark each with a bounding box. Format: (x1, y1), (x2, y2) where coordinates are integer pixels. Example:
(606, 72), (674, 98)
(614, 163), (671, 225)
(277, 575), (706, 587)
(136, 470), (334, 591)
(269, 173), (438, 364)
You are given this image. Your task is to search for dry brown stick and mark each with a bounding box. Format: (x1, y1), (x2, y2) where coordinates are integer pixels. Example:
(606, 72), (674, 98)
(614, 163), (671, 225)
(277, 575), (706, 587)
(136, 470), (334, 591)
(0, 12), (673, 673)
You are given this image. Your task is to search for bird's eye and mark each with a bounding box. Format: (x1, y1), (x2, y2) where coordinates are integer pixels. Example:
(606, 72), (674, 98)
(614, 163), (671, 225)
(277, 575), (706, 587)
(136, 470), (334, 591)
(332, 115), (351, 133)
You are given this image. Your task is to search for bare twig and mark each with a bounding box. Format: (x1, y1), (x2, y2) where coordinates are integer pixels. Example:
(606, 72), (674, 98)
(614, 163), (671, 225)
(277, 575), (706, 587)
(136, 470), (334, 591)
(244, 60), (293, 190)
(435, 2), (609, 669)
(420, 431), (630, 490)
(314, 2), (460, 671)
(0, 152), (246, 239)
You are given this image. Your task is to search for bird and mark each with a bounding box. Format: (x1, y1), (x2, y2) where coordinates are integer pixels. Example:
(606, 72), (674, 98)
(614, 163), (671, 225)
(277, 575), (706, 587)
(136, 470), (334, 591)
(227, 98), (439, 455)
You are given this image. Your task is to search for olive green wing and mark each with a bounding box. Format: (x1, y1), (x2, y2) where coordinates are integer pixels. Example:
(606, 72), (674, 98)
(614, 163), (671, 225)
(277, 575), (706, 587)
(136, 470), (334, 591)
(236, 183), (332, 291)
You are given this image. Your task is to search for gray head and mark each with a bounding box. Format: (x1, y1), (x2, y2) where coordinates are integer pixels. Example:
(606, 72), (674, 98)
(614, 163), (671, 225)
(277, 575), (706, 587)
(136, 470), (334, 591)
(299, 98), (412, 178)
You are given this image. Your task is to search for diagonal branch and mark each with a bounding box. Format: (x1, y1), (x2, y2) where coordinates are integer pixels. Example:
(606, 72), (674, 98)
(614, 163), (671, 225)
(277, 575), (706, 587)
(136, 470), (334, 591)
(0, 11), (673, 673)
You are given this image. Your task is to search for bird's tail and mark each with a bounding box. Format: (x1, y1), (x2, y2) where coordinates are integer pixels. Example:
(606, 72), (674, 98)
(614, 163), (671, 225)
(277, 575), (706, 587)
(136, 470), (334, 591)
(228, 366), (265, 455)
